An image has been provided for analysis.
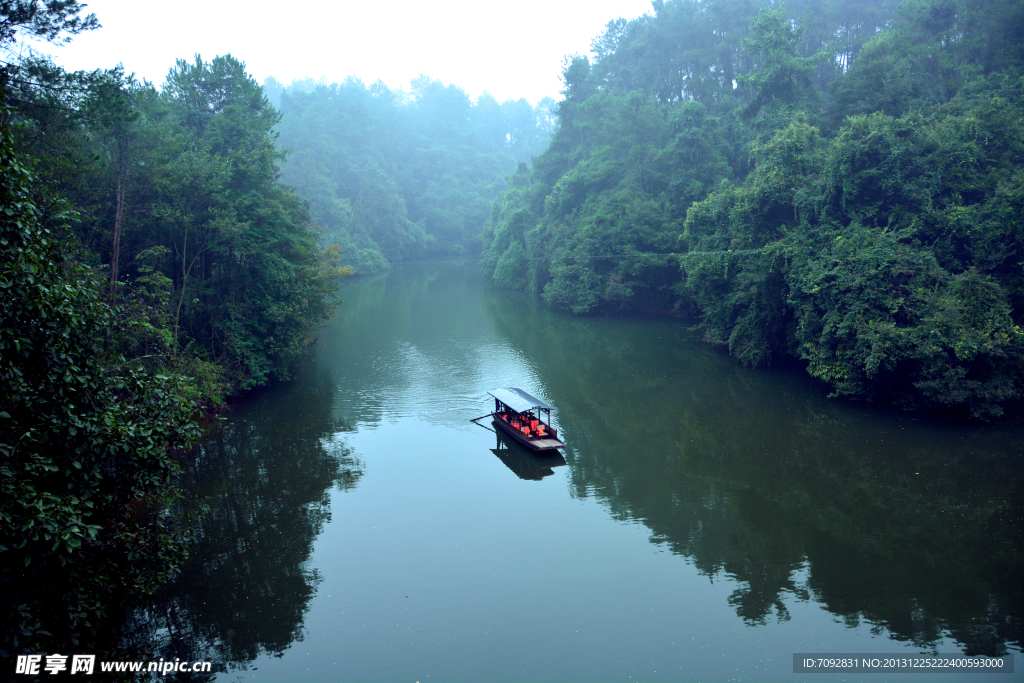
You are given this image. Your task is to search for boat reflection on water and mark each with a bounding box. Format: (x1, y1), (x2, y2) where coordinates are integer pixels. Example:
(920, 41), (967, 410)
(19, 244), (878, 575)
(490, 425), (567, 481)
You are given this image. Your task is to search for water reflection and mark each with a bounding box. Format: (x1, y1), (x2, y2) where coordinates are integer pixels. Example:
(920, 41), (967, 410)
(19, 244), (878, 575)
(490, 426), (567, 481)
(127, 263), (1023, 682)
(325, 266), (520, 430)
(123, 376), (363, 678)
(486, 286), (1023, 656)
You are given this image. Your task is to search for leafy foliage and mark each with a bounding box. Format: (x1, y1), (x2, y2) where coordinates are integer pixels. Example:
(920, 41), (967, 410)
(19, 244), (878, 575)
(0, 0), (98, 48)
(483, 0), (1024, 416)
(0, 16), (347, 657)
(273, 76), (555, 273)
(9, 54), (346, 394)
(0, 110), (199, 654)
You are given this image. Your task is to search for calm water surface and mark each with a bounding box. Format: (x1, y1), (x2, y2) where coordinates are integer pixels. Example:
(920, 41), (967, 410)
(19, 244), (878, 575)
(135, 263), (1023, 682)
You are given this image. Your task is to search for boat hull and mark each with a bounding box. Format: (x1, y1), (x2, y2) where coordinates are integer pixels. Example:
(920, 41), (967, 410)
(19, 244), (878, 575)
(492, 416), (566, 451)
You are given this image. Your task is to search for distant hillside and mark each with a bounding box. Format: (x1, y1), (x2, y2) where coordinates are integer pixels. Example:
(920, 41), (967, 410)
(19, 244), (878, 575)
(269, 76), (556, 273)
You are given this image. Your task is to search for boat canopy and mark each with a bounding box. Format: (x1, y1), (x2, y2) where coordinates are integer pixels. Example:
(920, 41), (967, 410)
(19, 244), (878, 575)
(488, 387), (553, 414)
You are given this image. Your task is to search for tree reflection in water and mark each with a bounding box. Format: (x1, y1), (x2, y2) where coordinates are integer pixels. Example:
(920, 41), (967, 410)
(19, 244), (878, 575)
(122, 377), (363, 678)
(487, 290), (1023, 656)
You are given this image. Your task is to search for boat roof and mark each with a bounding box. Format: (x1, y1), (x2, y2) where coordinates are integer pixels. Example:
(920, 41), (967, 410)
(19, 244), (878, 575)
(487, 387), (553, 413)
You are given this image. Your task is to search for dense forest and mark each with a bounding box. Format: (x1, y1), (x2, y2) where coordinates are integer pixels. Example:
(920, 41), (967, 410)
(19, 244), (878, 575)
(482, 0), (1024, 417)
(0, 3), (345, 657)
(266, 76), (555, 272)
(3, 0), (1024, 668)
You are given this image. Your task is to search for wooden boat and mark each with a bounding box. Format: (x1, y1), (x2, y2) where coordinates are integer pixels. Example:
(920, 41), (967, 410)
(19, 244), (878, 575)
(487, 387), (566, 451)
(491, 428), (567, 480)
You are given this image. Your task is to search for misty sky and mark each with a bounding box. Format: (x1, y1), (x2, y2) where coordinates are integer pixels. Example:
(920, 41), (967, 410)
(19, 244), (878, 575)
(24, 0), (655, 103)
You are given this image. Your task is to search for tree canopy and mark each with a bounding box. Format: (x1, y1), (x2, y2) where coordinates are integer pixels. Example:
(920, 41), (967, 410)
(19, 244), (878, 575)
(0, 48), (347, 652)
(271, 76), (556, 272)
(481, 0), (1024, 417)
(0, 0), (97, 49)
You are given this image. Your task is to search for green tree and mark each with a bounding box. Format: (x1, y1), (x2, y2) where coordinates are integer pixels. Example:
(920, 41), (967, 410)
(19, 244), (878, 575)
(0, 0), (97, 49)
(482, 0), (1024, 415)
(150, 55), (345, 389)
(0, 106), (199, 654)
(273, 75), (554, 271)
(737, 6), (825, 134)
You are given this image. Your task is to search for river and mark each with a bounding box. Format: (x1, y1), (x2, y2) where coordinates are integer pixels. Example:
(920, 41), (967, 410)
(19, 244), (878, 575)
(130, 263), (1022, 682)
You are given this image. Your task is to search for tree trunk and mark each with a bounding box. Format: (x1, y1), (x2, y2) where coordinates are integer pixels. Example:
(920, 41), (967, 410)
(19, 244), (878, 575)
(109, 147), (127, 297)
